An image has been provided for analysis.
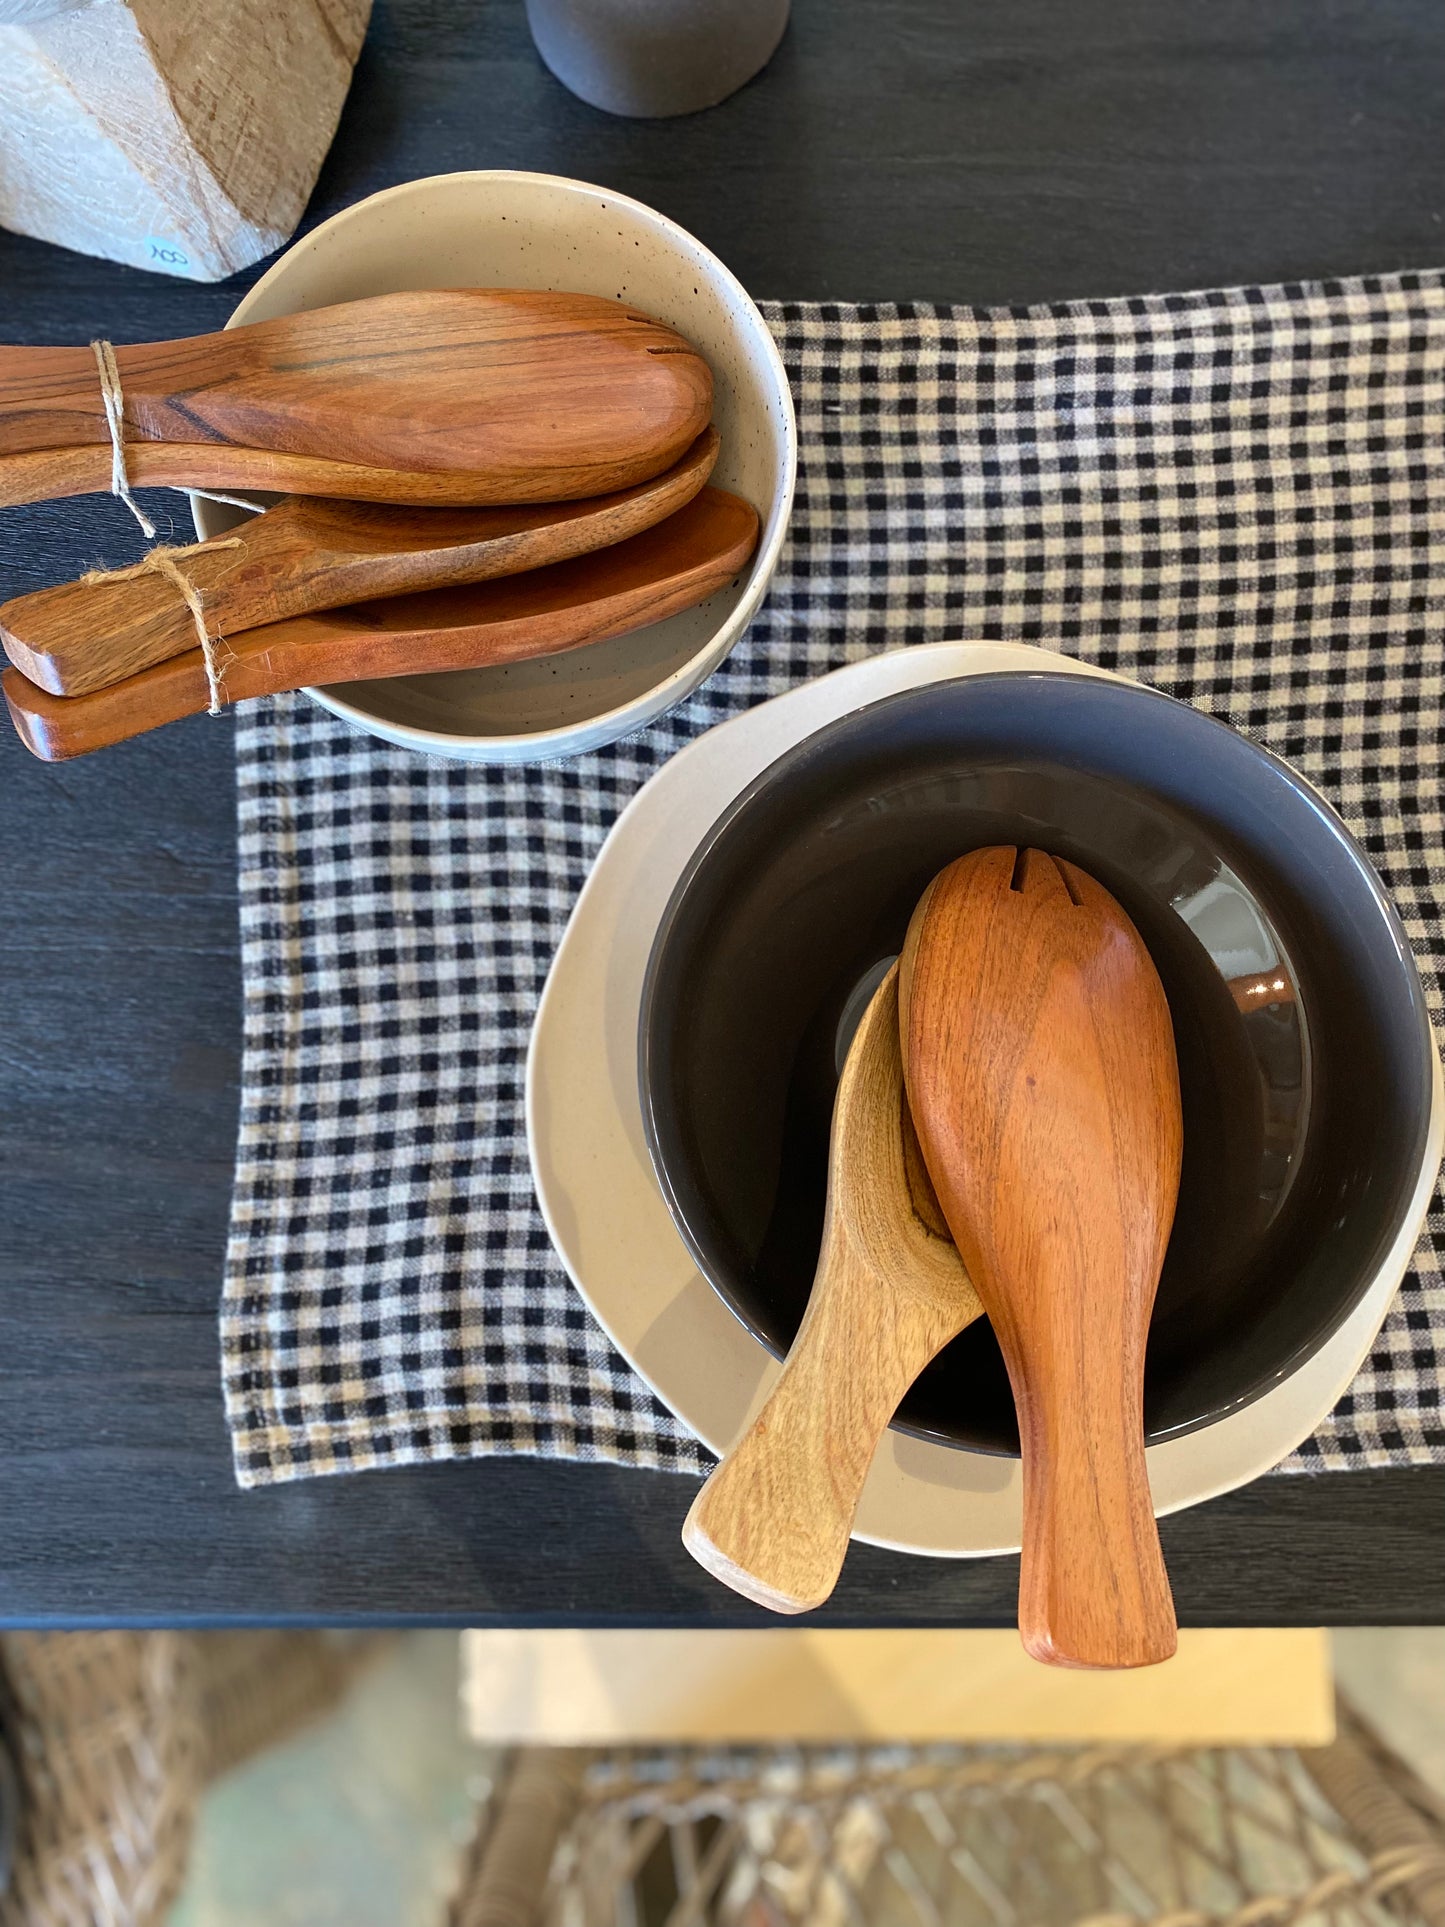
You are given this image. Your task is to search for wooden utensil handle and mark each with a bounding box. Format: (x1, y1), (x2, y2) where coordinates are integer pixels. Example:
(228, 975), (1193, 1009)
(0, 345), (109, 451)
(683, 1243), (965, 1614)
(0, 438), (697, 511)
(1014, 1344), (1176, 1669)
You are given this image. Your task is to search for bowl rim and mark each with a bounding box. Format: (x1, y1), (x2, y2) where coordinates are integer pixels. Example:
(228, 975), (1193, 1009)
(197, 168), (797, 760)
(637, 666), (1435, 1450)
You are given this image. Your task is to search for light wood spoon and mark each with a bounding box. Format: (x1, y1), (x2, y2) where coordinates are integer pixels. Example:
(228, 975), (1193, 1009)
(0, 289), (712, 509)
(4, 488), (758, 761)
(683, 966), (984, 1613)
(2, 428), (720, 698)
(899, 846), (1182, 1670)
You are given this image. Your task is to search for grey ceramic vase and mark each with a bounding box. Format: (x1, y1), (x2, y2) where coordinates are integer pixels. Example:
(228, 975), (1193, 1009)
(524, 0), (789, 118)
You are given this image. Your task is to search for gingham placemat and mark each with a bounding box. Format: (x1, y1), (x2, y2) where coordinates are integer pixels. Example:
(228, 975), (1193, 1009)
(225, 271), (1445, 1488)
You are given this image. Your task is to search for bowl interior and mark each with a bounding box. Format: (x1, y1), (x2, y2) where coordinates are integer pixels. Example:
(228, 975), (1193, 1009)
(640, 671), (1432, 1454)
(195, 171), (794, 752)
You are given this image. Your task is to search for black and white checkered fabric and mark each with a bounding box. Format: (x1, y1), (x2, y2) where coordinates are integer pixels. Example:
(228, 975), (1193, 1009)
(226, 272), (1445, 1487)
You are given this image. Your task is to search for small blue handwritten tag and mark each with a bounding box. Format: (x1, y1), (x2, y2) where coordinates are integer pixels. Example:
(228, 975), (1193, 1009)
(144, 238), (191, 270)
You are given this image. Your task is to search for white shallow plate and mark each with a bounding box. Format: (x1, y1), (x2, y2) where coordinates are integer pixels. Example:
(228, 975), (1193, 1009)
(526, 641), (1444, 1557)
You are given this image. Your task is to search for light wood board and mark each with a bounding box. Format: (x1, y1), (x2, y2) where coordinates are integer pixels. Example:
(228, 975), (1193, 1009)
(461, 1629), (1333, 1746)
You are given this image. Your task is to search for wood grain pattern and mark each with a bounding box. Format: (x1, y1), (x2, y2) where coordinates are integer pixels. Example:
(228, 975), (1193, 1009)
(0, 289), (713, 504)
(3, 488), (758, 760)
(899, 847), (1183, 1669)
(0, 439), (723, 511)
(1, 427), (720, 697)
(684, 969), (984, 1614)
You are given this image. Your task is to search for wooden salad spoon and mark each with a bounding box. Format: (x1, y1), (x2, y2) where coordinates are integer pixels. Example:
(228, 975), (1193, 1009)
(4, 488), (758, 761)
(899, 846), (1183, 1669)
(0, 289), (712, 509)
(683, 965), (984, 1613)
(2, 428), (720, 698)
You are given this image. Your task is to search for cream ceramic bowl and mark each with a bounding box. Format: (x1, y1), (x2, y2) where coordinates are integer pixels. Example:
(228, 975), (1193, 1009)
(192, 171), (796, 762)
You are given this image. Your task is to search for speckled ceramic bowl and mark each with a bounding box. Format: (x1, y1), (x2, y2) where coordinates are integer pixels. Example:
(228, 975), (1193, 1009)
(192, 171), (796, 762)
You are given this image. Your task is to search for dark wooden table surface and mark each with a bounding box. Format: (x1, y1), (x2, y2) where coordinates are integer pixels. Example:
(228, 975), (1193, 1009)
(4, 0), (1445, 1627)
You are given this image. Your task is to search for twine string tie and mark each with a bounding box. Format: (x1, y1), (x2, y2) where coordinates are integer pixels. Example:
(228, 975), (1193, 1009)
(82, 539), (245, 715)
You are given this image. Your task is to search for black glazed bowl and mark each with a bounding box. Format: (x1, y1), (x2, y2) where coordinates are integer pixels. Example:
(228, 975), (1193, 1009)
(638, 671), (1434, 1455)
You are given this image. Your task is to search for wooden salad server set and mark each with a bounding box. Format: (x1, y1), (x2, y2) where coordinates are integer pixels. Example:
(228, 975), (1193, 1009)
(0, 293), (758, 758)
(2, 427), (720, 697)
(0, 289), (712, 508)
(4, 490), (757, 761)
(687, 846), (1184, 1671)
